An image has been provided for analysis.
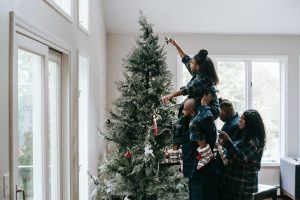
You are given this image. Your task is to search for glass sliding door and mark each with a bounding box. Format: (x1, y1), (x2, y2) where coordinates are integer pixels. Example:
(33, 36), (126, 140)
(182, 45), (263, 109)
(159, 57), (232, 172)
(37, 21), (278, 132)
(14, 33), (63, 200)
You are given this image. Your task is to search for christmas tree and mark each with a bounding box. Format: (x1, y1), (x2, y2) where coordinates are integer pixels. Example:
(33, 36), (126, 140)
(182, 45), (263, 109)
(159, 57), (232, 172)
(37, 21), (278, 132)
(91, 13), (188, 200)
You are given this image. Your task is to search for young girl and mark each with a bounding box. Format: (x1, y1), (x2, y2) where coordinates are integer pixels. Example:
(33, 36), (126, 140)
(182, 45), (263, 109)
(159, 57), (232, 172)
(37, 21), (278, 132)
(162, 38), (220, 169)
(218, 109), (266, 200)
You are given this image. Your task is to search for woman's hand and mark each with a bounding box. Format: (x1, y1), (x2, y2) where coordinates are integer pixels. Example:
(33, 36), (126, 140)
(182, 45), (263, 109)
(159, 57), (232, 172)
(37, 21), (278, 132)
(201, 93), (212, 106)
(162, 94), (174, 104)
(218, 130), (230, 145)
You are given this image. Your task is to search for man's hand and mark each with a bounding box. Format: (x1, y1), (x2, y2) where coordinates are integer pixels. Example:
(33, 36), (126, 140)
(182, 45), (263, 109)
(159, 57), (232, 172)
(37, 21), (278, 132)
(201, 93), (212, 106)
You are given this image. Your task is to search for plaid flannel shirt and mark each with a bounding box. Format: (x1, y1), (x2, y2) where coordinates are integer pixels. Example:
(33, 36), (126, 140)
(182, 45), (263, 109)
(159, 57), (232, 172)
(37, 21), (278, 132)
(189, 106), (216, 143)
(221, 137), (264, 199)
(173, 106), (217, 179)
(179, 55), (220, 120)
(180, 55), (213, 97)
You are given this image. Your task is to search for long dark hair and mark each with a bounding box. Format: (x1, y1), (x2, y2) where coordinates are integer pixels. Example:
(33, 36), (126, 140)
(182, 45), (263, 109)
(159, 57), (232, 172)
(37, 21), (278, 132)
(194, 49), (219, 85)
(240, 109), (266, 149)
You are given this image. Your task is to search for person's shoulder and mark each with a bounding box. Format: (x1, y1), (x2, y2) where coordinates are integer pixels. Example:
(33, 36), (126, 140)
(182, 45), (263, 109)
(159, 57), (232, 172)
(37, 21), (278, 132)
(233, 113), (240, 120)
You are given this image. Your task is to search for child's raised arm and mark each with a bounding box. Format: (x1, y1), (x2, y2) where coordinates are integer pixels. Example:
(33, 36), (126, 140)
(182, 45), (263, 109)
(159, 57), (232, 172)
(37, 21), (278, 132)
(168, 38), (186, 59)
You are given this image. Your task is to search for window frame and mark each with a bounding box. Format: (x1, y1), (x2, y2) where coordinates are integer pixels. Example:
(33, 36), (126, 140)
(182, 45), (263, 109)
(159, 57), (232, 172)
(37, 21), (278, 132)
(78, 50), (90, 200)
(77, 0), (90, 35)
(176, 55), (288, 165)
(44, 0), (74, 23)
(9, 11), (76, 200)
(48, 49), (63, 200)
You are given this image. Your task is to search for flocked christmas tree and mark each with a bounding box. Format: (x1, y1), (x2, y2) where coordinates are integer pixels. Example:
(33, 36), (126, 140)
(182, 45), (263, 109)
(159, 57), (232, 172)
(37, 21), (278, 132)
(91, 13), (188, 200)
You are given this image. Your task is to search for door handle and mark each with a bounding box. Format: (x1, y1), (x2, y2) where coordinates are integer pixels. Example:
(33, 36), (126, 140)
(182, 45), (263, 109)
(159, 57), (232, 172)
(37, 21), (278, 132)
(16, 186), (25, 200)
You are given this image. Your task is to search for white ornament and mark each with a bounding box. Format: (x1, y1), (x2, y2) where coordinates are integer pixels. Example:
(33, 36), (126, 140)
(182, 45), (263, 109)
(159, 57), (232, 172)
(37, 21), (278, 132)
(144, 144), (154, 157)
(106, 183), (113, 193)
(124, 196), (131, 200)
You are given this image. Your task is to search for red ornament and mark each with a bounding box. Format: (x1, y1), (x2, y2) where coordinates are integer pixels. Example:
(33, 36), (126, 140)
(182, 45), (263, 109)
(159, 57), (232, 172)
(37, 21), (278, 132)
(124, 151), (133, 159)
(197, 152), (202, 160)
(165, 152), (170, 159)
(153, 115), (158, 137)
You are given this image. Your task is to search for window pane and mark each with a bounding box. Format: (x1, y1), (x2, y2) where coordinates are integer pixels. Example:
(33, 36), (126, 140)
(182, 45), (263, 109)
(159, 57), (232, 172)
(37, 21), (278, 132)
(216, 62), (246, 128)
(18, 49), (43, 200)
(78, 55), (89, 200)
(178, 64), (192, 103)
(181, 64), (192, 86)
(48, 61), (60, 200)
(79, 0), (89, 31)
(53, 0), (71, 15)
(252, 62), (280, 162)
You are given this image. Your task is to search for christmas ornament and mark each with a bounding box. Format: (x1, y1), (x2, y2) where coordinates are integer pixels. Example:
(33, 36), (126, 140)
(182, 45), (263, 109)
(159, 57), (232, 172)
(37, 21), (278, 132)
(124, 196), (131, 200)
(165, 36), (172, 44)
(105, 118), (111, 124)
(165, 152), (170, 160)
(124, 151), (133, 159)
(144, 144), (154, 157)
(153, 115), (158, 137)
(160, 149), (181, 166)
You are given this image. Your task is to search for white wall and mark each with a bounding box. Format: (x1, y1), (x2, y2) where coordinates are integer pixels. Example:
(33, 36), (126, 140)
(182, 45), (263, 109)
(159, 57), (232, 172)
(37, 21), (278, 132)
(107, 33), (300, 186)
(0, 0), (106, 198)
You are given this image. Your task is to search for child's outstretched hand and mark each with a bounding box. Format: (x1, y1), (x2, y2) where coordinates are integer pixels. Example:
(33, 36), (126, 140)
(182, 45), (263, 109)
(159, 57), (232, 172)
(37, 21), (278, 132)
(169, 38), (177, 46)
(162, 94), (173, 104)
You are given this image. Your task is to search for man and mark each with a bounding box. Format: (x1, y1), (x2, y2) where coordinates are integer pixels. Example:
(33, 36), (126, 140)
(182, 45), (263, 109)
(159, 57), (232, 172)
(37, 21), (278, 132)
(216, 98), (241, 197)
(219, 98), (240, 138)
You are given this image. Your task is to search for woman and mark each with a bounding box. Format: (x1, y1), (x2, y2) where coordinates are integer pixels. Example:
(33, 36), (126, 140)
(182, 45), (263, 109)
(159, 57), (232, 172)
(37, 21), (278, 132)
(219, 109), (266, 200)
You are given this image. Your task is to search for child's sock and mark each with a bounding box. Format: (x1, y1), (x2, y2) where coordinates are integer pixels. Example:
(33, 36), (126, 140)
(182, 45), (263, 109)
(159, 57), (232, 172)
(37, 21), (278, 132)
(216, 143), (228, 166)
(167, 149), (182, 163)
(196, 144), (214, 170)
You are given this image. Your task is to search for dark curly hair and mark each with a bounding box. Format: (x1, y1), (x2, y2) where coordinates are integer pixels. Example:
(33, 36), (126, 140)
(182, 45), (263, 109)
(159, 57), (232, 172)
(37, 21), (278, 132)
(240, 109), (266, 149)
(194, 49), (219, 85)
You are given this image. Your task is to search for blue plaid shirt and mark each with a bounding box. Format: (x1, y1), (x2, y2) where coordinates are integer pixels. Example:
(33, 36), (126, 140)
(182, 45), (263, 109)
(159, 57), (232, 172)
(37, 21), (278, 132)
(180, 55), (220, 120)
(221, 113), (240, 138)
(189, 106), (216, 142)
(221, 136), (264, 197)
(180, 55), (212, 97)
(174, 106), (217, 178)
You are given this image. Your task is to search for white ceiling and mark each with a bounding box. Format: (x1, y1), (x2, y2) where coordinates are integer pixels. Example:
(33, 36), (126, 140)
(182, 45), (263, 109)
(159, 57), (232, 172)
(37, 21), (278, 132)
(102, 0), (300, 34)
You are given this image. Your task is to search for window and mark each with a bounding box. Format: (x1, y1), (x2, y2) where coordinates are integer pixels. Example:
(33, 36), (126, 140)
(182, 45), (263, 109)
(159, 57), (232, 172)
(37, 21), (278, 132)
(178, 56), (286, 163)
(78, 0), (89, 33)
(44, 0), (73, 21)
(18, 48), (43, 200)
(16, 33), (64, 200)
(48, 50), (62, 200)
(78, 52), (89, 200)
